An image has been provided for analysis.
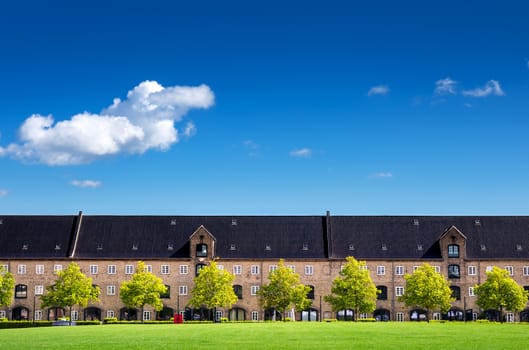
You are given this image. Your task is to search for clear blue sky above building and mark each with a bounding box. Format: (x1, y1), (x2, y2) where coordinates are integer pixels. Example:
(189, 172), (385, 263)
(0, 1), (528, 215)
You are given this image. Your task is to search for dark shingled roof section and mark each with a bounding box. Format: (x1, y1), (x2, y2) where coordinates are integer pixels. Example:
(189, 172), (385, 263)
(75, 216), (327, 259)
(330, 216), (529, 260)
(0, 216), (77, 258)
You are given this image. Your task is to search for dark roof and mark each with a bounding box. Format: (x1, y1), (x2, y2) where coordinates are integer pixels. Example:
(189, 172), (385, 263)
(329, 216), (529, 260)
(0, 216), (77, 258)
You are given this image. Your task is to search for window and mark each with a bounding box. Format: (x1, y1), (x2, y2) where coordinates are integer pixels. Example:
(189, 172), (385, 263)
(178, 285), (188, 296)
(15, 284), (27, 298)
(143, 311), (151, 321)
(107, 285), (116, 295)
(179, 265), (189, 275)
(34, 310), (43, 321)
(307, 285), (315, 300)
(145, 265), (153, 273)
(54, 264), (63, 273)
(195, 263), (206, 276)
(35, 285), (44, 295)
(377, 286), (388, 300)
(287, 265), (296, 272)
(107, 265), (116, 274)
(196, 243), (208, 257)
(433, 312), (441, 321)
(35, 264), (44, 275)
(251, 285), (260, 295)
(215, 310), (223, 321)
(395, 286), (404, 297)
(413, 266), (420, 272)
(395, 266), (404, 275)
(233, 265), (242, 275)
(486, 266), (493, 272)
(71, 311), (78, 321)
(396, 312), (404, 322)
(433, 265), (441, 273)
(523, 266), (529, 276)
(450, 286), (461, 300)
(305, 265), (314, 275)
(251, 311), (259, 321)
(269, 265), (277, 272)
(376, 266), (385, 275)
(0, 310), (5, 319)
(125, 265), (134, 275)
(233, 285), (243, 299)
(217, 265), (224, 270)
(251, 265), (260, 275)
(161, 265), (170, 275)
(505, 266), (514, 276)
(90, 265), (98, 275)
(506, 313), (514, 323)
(448, 244), (460, 258)
(106, 310), (115, 318)
(468, 266), (477, 276)
(448, 264), (460, 279)
(468, 287), (475, 297)
(160, 285), (170, 299)
(0, 264), (8, 272)
(17, 264), (26, 275)
(360, 265), (368, 271)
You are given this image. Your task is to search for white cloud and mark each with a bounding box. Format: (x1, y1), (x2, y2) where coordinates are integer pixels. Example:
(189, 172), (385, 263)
(0, 189), (8, 197)
(462, 80), (505, 97)
(367, 85), (390, 96)
(0, 80), (215, 165)
(435, 77), (457, 95)
(181, 122), (197, 138)
(369, 172), (393, 179)
(290, 148), (312, 158)
(70, 180), (102, 188)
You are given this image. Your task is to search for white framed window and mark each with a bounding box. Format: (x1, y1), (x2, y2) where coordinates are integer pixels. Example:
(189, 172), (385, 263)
(17, 264), (26, 275)
(287, 265), (296, 272)
(269, 265), (277, 272)
(486, 266), (493, 272)
(251, 265), (260, 275)
(35, 264), (44, 275)
(107, 265), (116, 274)
(468, 266), (477, 276)
(71, 310), (79, 321)
(305, 265), (314, 275)
(395, 266), (404, 275)
(413, 266), (420, 272)
(432, 312), (441, 320)
(251, 285), (260, 295)
(106, 310), (115, 318)
(0, 264), (8, 272)
(35, 285), (44, 295)
(472, 312), (478, 321)
(396, 312), (404, 322)
(34, 310), (43, 321)
(360, 265), (368, 271)
(376, 266), (385, 275)
(433, 265), (441, 273)
(54, 264), (63, 273)
(89, 265), (98, 275)
(125, 265), (134, 275)
(233, 265), (242, 275)
(395, 286), (404, 296)
(359, 313), (368, 319)
(468, 287), (475, 297)
(179, 265), (189, 275)
(145, 264), (153, 273)
(523, 266), (529, 276)
(143, 311), (151, 321)
(506, 313), (514, 323)
(505, 266), (514, 276)
(178, 285), (188, 296)
(215, 310), (223, 321)
(161, 265), (170, 274)
(107, 285), (116, 295)
(0, 310), (5, 319)
(251, 311), (259, 321)
(217, 265), (224, 270)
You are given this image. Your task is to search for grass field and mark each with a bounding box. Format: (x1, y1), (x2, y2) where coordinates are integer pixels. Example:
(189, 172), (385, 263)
(1, 322), (527, 350)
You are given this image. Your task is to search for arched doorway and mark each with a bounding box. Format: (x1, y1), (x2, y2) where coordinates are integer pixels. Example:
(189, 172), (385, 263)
(157, 306), (174, 320)
(520, 309), (529, 322)
(120, 307), (138, 321)
(47, 307), (65, 321)
(480, 309), (500, 322)
(301, 308), (318, 321)
(12, 306), (29, 321)
(337, 309), (354, 321)
(264, 308), (282, 321)
(444, 307), (464, 321)
(185, 307), (212, 321)
(229, 307), (246, 321)
(374, 308), (390, 321)
(84, 307), (101, 321)
(409, 309), (427, 321)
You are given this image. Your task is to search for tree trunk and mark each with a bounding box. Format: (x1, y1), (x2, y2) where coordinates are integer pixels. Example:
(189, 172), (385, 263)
(69, 306), (72, 326)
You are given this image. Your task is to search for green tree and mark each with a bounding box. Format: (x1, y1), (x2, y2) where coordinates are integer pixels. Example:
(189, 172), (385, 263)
(475, 266), (529, 322)
(324, 256), (378, 321)
(0, 265), (15, 309)
(398, 263), (453, 321)
(258, 259), (311, 321)
(189, 260), (238, 320)
(120, 261), (167, 322)
(41, 262), (100, 324)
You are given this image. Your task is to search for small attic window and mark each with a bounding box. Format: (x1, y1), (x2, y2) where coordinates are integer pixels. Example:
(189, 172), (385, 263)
(132, 244), (138, 251)
(413, 219), (419, 226)
(0, 219), (3, 224)
(265, 244), (272, 251)
(22, 244), (29, 251)
(97, 244), (103, 251)
(54, 244), (61, 251)
(231, 219), (238, 226)
(516, 244), (523, 251)
(167, 243), (174, 251)
(170, 219), (176, 225)
(417, 244), (423, 251)
(480, 244), (486, 251)
(302, 243), (309, 251)
(348, 244), (355, 251)
(474, 219), (481, 226)
(230, 243), (237, 251)
(381, 244), (388, 251)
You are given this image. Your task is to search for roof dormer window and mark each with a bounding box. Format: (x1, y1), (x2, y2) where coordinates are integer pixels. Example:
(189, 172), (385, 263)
(265, 244), (271, 251)
(230, 243), (237, 251)
(302, 243), (309, 251)
(132, 244), (138, 251)
(348, 244), (355, 251)
(22, 244), (28, 251)
(54, 244), (61, 251)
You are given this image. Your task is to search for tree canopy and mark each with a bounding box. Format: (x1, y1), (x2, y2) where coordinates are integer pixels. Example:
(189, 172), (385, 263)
(120, 261), (168, 320)
(324, 256), (378, 321)
(475, 266), (528, 322)
(398, 263), (453, 321)
(0, 265), (15, 308)
(40, 262), (100, 323)
(258, 259), (312, 321)
(189, 260), (238, 311)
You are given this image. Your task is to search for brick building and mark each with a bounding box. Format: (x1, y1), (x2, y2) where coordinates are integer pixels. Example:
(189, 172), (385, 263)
(1, 212), (529, 322)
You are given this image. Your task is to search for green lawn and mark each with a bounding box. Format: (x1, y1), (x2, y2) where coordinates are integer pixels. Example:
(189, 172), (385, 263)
(1, 322), (527, 350)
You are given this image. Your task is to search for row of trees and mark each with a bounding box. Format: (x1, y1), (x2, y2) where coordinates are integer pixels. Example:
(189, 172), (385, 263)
(1, 258), (528, 322)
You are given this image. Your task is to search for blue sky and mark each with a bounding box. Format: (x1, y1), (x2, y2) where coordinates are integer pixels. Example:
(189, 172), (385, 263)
(1, 1), (528, 215)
